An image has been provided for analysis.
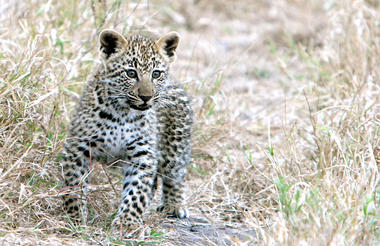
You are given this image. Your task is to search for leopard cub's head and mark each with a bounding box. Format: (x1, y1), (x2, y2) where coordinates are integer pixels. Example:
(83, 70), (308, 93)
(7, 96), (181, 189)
(98, 29), (180, 111)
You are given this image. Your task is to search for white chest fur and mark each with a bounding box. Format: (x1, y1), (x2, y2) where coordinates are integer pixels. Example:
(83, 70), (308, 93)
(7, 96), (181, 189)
(94, 109), (155, 161)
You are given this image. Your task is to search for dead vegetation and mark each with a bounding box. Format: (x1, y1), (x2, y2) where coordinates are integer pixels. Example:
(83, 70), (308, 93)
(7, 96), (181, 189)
(0, 0), (379, 245)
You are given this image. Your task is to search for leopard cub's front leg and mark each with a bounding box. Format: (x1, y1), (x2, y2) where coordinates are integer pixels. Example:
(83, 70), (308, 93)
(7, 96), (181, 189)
(112, 143), (157, 231)
(61, 139), (92, 224)
(156, 165), (188, 219)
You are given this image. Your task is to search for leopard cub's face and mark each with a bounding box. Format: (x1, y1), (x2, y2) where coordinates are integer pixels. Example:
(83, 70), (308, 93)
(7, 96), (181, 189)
(99, 29), (180, 110)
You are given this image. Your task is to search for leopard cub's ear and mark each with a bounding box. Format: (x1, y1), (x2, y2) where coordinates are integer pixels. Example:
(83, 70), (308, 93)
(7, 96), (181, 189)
(156, 32), (180, 63)
(99, 29), (127, 59)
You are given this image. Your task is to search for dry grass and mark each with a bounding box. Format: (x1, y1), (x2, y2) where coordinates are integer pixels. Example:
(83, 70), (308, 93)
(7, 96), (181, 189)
(0, 0), (379, 245)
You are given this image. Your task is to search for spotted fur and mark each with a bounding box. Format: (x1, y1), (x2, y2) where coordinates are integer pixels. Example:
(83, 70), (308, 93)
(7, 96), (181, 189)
(61, 29), (193, 229)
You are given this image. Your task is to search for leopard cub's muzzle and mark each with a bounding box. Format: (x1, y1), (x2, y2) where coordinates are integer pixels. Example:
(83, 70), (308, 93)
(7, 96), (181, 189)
(130, 76), (156, 111)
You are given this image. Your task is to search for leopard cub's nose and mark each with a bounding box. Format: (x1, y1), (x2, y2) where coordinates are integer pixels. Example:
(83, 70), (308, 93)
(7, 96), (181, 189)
(139, 95), (152, 103)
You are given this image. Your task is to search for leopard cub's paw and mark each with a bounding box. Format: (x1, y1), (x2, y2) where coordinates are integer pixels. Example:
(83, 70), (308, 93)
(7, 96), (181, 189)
(156, 204), (188, 219)
(111, 215), (142, 238)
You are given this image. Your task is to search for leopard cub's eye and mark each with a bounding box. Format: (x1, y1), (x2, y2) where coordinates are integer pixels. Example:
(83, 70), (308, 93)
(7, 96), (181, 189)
(126, 69), (137, 78)
(152, 70), (162, 79)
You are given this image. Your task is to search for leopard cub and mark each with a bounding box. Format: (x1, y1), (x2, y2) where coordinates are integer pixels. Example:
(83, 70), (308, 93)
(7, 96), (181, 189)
(61, 29), (193, 230)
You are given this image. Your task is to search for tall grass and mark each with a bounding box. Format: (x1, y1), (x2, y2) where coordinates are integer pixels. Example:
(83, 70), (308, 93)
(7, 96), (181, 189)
(260, 1), (380, 244)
